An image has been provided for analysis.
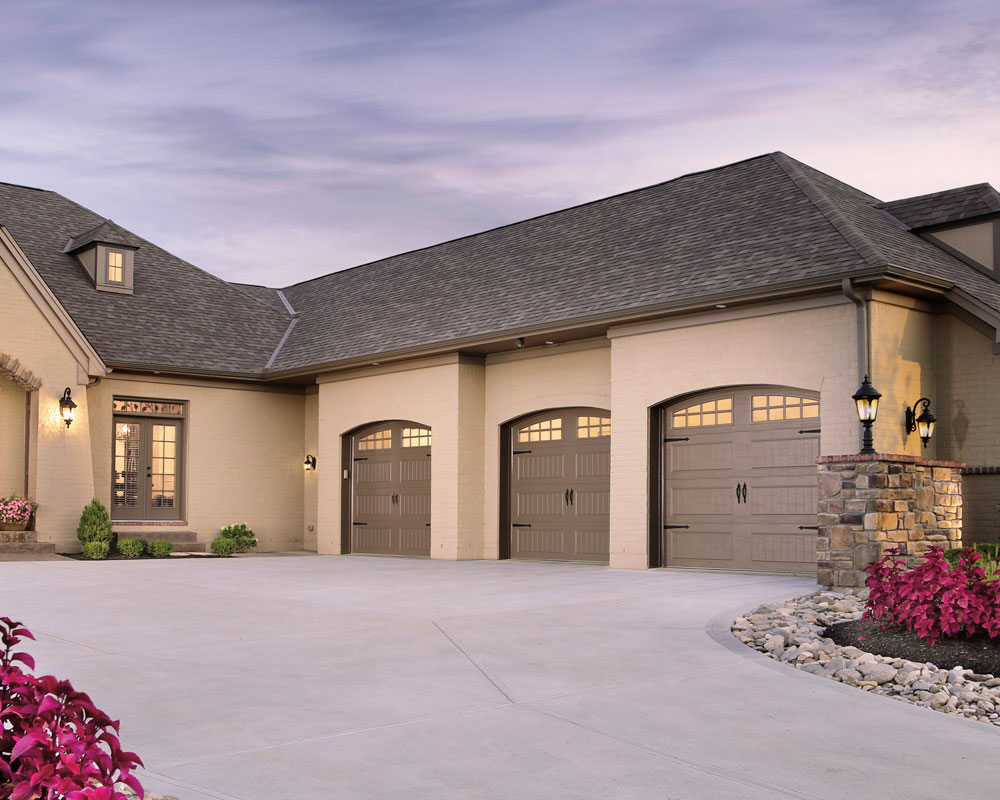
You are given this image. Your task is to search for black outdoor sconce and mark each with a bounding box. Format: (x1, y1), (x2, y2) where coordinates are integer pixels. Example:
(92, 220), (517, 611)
(905, 398), (936, 448)
(59, 387), (77, 428)
(852, 375), (881, 455)
(304, 454), (317, 471)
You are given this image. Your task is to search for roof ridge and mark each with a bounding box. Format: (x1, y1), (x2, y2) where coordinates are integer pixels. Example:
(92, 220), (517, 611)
(224, 280), (296, 318)
(973, 184), (1000, 213)
(279, 152), (782, 292)
(770, 153), (885, 270)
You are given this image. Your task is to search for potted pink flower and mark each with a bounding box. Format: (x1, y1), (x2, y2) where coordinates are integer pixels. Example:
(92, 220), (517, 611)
(0, 495), (37, 531)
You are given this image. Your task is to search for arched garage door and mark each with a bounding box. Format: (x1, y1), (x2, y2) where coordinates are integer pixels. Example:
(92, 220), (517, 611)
(659, 388), (819, 573)
(503, 408), (611, 562)
(345, 421), (431, 557)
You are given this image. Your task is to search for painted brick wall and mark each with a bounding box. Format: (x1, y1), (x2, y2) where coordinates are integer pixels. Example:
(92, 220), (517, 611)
(303, 390), (319, 551)
(608, 299), (859, 569)
(88, 376), (306, 552)
(0, 248), (96, 546)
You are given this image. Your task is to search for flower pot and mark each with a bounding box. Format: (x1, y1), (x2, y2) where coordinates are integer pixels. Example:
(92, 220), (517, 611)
(0, 520), (29, 532)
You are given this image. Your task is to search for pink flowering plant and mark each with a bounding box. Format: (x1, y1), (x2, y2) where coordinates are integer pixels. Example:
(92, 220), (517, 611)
(864, 546), (1000, 646)
(0, 498), (36, 526)
(0, 617), (144, 799)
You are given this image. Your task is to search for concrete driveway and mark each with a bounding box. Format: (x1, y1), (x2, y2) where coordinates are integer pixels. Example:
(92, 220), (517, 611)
(1, 556), (996, 800)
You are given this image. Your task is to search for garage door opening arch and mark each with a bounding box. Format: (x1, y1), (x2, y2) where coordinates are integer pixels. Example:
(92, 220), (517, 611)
(341, 420), (432, 556)
(650, 386), (820, 573)
(500, 406), (611, 562)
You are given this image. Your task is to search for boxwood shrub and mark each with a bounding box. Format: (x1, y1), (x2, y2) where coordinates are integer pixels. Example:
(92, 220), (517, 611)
(148, 539), (173, 558)
(211, 536), (237, 557)
(117, 537), (147, 559)
(81, 541), (109, 560)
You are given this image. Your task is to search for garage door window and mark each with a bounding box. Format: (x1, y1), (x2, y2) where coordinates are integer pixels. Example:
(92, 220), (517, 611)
(519, 418), (562, 442)
(358, 428), (392, 450)
(751, 394), (819, 422)
(672, 397), (733, 428)
(402, 427), (432, 447)
(577, 415), (611, 438)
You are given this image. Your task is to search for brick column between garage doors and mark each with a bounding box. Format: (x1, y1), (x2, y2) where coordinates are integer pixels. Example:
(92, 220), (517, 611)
(815, 454), (965, 589)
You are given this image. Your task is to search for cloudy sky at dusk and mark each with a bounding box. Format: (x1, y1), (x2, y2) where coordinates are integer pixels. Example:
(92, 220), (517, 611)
(1, 0), (997, 287)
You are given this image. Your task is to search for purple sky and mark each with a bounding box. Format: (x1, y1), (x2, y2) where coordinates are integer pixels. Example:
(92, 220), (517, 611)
(1, 0), (998, 287)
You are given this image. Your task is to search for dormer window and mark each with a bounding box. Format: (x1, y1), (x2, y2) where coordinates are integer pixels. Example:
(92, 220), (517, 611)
(63, 219), (139, 295)
(107, 250), (124, 283)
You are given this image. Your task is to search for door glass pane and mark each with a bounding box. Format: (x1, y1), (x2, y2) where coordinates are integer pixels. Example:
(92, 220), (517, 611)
(518, 418), (562, 442)
(151, 424), (176, 508)
(113, 423), (141, 508)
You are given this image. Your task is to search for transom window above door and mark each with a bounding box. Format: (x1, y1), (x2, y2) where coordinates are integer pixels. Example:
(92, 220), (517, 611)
(751, 394), (819, 422)
(577, 416), (611, 438)
(357, 428), (392, 450)
(518, 418), (562, 442)
(672, 398), (733, 428)
(112, 398), (185, 416)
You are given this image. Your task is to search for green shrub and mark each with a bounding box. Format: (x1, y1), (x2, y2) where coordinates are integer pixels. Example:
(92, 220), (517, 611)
(77, 499), (112, 544)
(81, 541), (109, 560)
(117, 537), (147, 559)
(211, 536), (237, 557)
(943, 548), (963, 567)
(149, 539), (173, 558)
(219, 522), (257, 552)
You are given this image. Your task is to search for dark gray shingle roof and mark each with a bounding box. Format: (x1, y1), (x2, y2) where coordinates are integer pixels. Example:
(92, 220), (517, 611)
(271, 153), (1000, 372)
(882, 184), (1000, 230)
(0, 182), (291, 376)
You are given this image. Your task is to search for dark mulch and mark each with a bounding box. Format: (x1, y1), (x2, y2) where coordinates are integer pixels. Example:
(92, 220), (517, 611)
(57, 552), (218, 561)
(826, 619), (1000, 677)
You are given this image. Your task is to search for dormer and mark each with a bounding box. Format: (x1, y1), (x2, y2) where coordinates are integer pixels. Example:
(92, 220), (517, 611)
(63, 220), (140, 295)
(882, 185), (1000, 279)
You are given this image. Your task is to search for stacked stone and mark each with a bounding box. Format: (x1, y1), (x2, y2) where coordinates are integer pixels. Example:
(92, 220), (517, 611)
(816, 454), (964, 588)
(732, 591), (1000, 727)
(0, 351), (42, 389)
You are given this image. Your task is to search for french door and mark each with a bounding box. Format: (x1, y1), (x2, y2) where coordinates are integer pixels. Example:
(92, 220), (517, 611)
(112, 416), (183, 520)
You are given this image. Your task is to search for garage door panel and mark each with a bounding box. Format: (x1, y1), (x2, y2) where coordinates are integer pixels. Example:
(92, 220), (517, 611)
(514, 528), (565, 557)
(354, 461), (392, 483)
(400, 457), (431, 482)
(669, 485), (735, 516)
(516, 491), (566, 517)
(352, 527), (393, 553)
(516, 453), (566, 480)
(399, 528), (431, 554)
(669, 440), (736, 474)
(576, 450), (610, 478)
(669, 530), (734, 561)
(399, 493), (431, 517)
(355, 494), (394, 518)
(749, 436), (819, 469)
(748, 484), (818, 516)
(575, 530), (610, 558)
(750, 531), (815, 565)
(574, 490), (609, 516)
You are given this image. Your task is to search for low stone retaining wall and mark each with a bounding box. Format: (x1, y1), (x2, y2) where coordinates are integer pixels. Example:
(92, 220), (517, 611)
(732, 590), (1000, 728)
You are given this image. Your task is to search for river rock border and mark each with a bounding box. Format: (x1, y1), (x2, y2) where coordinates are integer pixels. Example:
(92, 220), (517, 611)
(732, 589), (1000, 728)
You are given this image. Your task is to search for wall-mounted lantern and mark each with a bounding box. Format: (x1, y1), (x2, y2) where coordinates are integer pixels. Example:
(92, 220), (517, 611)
(59, 387), (77, 428)
(852, 375), (881, 455)
(304, 454), (317, 471)
(905, 398), (936, 448)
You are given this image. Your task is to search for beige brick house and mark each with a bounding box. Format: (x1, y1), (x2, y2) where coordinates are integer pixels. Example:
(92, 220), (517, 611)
(2, 152), (1000, 571)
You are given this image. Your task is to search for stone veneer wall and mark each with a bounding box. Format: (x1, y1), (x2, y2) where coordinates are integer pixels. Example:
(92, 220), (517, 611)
(816, 454), (964, 589)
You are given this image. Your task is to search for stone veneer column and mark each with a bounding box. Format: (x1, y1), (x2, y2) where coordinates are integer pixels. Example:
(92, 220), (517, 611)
(816, 454), (965, 589)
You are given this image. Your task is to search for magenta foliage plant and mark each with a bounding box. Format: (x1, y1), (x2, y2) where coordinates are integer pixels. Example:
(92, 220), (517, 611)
(0, 617), (143, 800)
(864, 546), (1000, 646)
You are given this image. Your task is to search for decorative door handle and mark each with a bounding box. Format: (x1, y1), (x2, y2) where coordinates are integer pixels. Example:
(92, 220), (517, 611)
(565, 489), (570, 506)
(569, 488), (574, 505)
(735, 483), (741, 504)
(741, 483), (747, 504)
